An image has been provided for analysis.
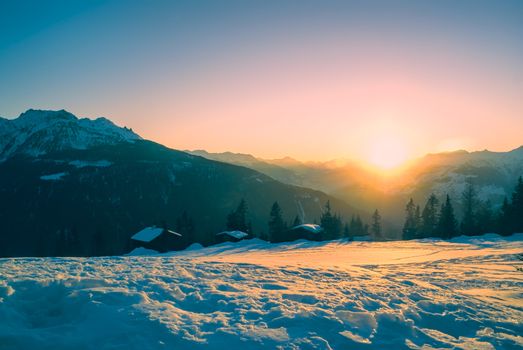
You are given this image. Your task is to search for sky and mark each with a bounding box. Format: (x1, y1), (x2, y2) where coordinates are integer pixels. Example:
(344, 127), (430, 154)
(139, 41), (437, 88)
(1, 0), (522, 164)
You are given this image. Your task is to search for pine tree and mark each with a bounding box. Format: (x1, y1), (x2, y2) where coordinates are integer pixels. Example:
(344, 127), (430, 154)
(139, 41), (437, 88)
(320, 201), (342, 240)
(268, 202), (287, 242)
(414, 205), (422, 237)
(421, 193), (439, 238)
(226, 199), (249, 232)
(343, 223), (352, 241)
(176, 210), (195, 245)
(92, 228), (105, 256)
(402, 198), (417, 240)
(350, 214), (366, 237)
(371, 209), (382, 240)
(510, 176), (523, 232)
(437, 195), (458, 239)
(476, 199), (494, 234)
(498, 197), (511, 235)
(461, 179), (478, 236)
(292, 215), (301, 227)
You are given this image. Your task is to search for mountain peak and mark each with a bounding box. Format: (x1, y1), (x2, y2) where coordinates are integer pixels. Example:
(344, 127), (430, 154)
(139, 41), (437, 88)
(0, 109), (141, 161)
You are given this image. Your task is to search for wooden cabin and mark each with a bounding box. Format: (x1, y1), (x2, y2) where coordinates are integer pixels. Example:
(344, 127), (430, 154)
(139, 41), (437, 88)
(216, 230), (249, 243)
(289, 224), (323, 241)
(130, 226), (184, 253)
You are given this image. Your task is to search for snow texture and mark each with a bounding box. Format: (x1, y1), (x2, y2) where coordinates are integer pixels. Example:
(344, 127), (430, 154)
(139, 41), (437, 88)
(0, 234), (522, 350)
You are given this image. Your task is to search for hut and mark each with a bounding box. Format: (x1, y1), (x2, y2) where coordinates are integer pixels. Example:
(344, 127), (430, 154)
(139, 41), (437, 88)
(216, 230), (249, 243)
(130, 226), (184, 252)
(289, 224), (323, 241)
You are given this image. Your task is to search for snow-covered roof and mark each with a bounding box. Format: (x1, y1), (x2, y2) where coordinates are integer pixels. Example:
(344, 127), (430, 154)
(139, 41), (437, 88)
(216, 230), (249, 239)
(291, 224), (323, 234)
(131, 227), (181, 242)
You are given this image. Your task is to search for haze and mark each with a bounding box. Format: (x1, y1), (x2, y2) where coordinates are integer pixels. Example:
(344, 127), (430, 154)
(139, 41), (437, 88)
(1, 0), (522, 165)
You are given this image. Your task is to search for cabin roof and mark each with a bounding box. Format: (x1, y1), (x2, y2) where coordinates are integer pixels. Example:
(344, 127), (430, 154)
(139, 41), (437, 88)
(290, 224), (323, 234)
(131, 227), (181, 242)
(216, 230), (249, 239)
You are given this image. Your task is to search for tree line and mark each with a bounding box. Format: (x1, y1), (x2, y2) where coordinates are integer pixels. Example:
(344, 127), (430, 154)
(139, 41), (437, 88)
(402, 176), (523, 240)
(223, 199), (380, 243)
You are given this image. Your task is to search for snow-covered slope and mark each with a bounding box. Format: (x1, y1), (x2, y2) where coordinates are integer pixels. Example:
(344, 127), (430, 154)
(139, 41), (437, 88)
(1, 234), (521, 349)
(0, 109), (140, 161)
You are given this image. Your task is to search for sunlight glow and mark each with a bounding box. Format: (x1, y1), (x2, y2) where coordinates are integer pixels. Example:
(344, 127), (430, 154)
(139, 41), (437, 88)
(367, 136), (409, 170)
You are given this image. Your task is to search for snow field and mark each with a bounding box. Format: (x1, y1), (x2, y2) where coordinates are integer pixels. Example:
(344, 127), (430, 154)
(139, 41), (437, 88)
(0, 234), (522, 349)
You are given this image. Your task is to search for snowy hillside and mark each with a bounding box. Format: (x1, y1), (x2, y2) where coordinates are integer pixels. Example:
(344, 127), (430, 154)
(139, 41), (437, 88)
(0, 109), (140, 161)
(1, 234), (521, 349)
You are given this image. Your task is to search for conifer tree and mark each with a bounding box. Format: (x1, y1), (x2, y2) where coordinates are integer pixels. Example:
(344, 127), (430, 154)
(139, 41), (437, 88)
(421, 193), (439, 238)
(414, 205), (422, 237)
(268, 201), (287, 242)
(461, 179), (478, 236)
(437, 195), (458, 239)
(176, 210), (195, 245)
(292, 215), (301, 227)
(476, 199), (494, 234)
(498, 197), (511, 235)
(320, 201), (342, 240)
(402, 198), (417, 240)
(343, 223), (352, 241)
(226, 198), (249, 232)
(371, 209), (382, 240)
(510, 176), (523, 232)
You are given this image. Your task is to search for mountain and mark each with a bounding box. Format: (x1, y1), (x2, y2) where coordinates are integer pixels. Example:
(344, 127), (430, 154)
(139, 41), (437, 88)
(0, 110), (361, 257)
(0, 109), (140, 161)
(190, 147), (523, 235)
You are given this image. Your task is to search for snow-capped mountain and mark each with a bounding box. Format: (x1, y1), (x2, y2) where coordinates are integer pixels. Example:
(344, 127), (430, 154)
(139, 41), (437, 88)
(0, 109), (361, 257)
(0, 109), (140, 161)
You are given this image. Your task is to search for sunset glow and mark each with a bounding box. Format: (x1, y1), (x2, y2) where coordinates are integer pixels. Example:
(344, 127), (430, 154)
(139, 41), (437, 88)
(367, 136), (409, 170)
(1, 1), (522, 162)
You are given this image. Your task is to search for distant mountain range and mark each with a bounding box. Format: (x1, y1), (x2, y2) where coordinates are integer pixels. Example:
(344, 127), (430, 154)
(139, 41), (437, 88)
(189, 146), (523, 230)
(0, 110), (360, 257)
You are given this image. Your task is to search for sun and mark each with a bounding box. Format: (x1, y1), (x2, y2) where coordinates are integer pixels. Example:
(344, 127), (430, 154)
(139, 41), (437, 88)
(367, 136), (409, 170)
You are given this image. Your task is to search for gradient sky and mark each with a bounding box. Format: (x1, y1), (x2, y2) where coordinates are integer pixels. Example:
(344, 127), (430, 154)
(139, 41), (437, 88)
(1, 0), (522, 162)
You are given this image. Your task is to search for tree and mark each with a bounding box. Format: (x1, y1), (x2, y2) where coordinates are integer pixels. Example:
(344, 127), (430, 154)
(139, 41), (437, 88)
(476, 199), (494, 234)
(437, 195), (458, 239)
(350, 215), (366, 237)
(497, 176), (523, 235)
(268, 202), (287, 242)
(371, 209), (382, 240)
(320, 201), (342, 240)
(292, 215), (301, 227)
(343, 223), (352, 241)
(460, 179), (478, 236)
(402, 198), (418, 240)
(176, 210), (195, 245)
(414, 205), (422, 236)
(92, 228), (106, 256)
(226, 199), (250, 232)
(509, 176), (523, 233)
(421, 193), (439, 238)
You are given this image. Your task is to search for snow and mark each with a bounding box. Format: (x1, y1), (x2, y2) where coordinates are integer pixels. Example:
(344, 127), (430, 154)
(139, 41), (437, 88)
(126, 247), (159, 256)
(39, 172), (68, 181)
(291, 224), (323, 234)
(216, 230), (249, 240)
(0, 234), (522, 349)
(0, 109), (141, 161)
(68, 160), (113, 168)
